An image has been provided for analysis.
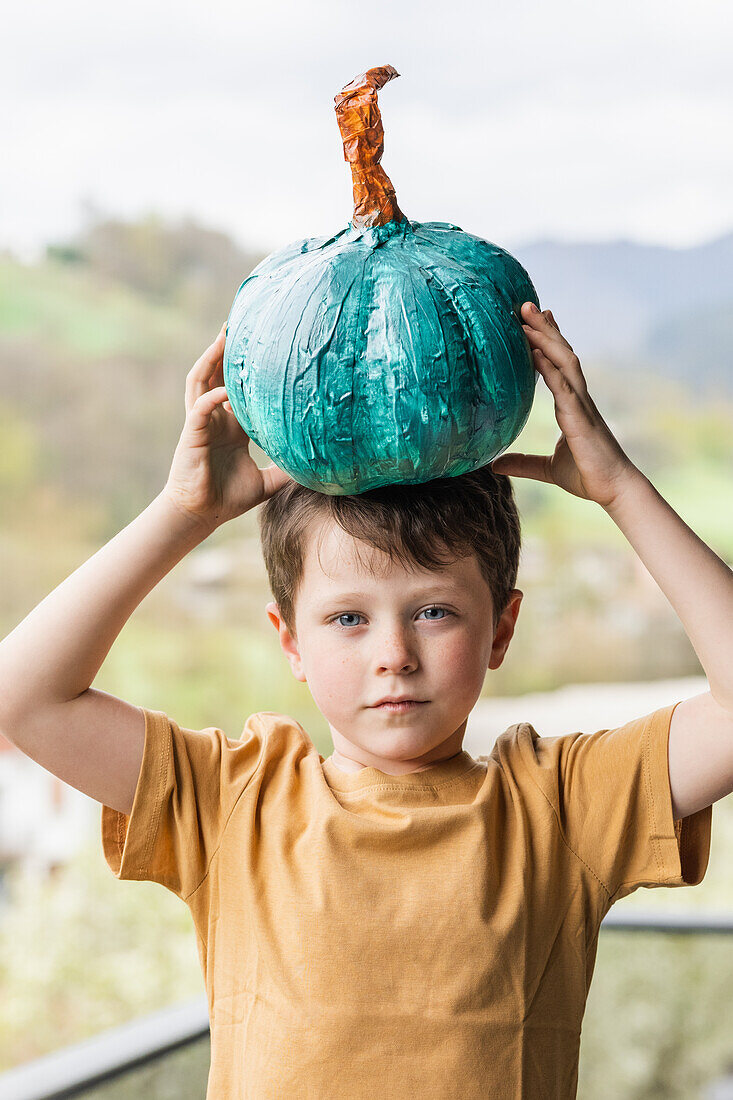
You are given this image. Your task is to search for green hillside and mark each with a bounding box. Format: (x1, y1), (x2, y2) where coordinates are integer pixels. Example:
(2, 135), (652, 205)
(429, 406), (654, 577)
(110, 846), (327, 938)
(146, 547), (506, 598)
(0, 256), (191, 363)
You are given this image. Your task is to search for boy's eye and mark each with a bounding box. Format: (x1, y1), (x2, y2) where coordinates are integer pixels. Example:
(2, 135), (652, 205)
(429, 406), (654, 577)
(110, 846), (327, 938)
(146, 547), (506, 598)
(330, 607), (450, 629)
(420, 606), (448, 620)
(334, 612), (364, 628)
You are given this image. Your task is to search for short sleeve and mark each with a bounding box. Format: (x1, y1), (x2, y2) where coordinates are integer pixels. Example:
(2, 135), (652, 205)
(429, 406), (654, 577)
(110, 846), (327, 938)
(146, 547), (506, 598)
(514, 701), (712, 904)
(101, 707), (266, 901)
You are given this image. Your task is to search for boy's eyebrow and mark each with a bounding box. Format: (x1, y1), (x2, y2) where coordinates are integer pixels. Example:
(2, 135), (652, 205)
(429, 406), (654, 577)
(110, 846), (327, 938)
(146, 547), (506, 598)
(325, 585), (466, 602)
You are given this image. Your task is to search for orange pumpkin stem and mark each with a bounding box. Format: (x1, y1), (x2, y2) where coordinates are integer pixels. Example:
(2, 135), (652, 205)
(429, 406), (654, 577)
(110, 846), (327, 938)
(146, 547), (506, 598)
(334, 65), (406, 230)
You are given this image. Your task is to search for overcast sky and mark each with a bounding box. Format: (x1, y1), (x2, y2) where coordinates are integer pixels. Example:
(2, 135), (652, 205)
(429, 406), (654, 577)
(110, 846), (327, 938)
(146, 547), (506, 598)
(4, 0), (733, 261)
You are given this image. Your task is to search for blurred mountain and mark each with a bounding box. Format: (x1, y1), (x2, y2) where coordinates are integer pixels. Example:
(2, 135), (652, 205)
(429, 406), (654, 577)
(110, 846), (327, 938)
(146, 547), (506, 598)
(512, 233), (733, 398)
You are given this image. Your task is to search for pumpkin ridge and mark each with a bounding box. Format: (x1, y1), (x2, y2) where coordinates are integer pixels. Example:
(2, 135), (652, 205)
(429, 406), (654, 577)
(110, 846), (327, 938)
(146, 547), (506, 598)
(400, 260), (453, 467)
(347, 253), (372, 489)
(425, 275), (486, 451)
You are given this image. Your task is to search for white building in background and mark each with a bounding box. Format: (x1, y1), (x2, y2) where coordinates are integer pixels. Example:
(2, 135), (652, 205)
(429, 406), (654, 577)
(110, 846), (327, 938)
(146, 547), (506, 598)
(464, 674), (710, 754)
(0, 733), (97, 893)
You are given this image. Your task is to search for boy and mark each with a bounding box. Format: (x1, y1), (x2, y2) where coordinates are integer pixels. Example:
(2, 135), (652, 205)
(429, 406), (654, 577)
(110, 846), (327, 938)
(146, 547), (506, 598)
(0, 302), (730, 1098)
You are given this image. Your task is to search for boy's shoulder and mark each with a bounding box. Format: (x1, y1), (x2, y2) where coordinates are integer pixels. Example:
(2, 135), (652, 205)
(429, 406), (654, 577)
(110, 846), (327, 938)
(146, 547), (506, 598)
(480, 707), (660, 811)
(484, 718), (565, 771)
(240, 710), (314, 749)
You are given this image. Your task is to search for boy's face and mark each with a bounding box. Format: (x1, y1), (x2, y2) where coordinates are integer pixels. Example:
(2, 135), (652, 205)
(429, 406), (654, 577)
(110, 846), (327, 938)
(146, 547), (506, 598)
(266, 517), (522, 773)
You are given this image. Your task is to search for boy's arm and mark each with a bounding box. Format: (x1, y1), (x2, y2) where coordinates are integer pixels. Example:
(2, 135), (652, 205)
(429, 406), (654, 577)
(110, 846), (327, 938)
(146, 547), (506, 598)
(0, 325), (292, 817)
(0, 493), (212, 815)
(603, 472), (733, 820)
(493, 302), (733, 822)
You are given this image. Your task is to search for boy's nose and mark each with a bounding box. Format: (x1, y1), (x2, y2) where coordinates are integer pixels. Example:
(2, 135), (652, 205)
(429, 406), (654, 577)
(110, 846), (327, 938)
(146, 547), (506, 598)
(375, 632), (418, 673)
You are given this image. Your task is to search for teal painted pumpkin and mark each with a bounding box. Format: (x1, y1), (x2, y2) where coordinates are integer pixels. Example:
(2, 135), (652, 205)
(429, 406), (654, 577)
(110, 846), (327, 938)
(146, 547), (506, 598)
(224, 66), (540, 496)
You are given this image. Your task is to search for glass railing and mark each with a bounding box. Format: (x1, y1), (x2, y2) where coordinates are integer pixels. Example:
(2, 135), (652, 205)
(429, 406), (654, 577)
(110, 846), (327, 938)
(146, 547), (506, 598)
(0, 998), (211, 1100)
(1, 911), (732, 1100)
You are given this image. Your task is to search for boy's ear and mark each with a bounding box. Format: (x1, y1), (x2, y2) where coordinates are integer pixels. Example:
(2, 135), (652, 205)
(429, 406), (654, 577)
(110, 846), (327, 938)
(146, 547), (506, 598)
(488, 589), (523, 671)
(265, 601), (307, 683)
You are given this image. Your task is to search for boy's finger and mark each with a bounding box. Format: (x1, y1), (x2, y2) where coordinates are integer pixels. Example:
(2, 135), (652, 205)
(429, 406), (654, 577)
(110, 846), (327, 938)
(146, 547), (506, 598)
(186, 386), (229, 431)
(521, 324), (586, 391)
(521, 303), (570, 346)
(532, 347), (595, 422)
(185, 328), (228, 412)
(190, 340), (224, 384)
(491, 452), (552, 483)
(198, 326), (227, 367)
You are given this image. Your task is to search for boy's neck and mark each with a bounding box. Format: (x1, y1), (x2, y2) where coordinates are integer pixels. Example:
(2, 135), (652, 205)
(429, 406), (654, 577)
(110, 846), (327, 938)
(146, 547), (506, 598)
(328, 747), (462, 775)
(329, 749), (369, 773)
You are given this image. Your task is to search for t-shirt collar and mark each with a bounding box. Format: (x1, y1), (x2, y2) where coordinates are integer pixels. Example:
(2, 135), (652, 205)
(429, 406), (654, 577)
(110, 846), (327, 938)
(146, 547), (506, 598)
(320, 750), (478, 792)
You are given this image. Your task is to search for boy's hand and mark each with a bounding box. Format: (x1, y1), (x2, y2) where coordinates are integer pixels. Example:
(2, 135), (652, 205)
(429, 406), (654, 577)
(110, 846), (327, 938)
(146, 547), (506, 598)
(491, 303), (640, 510)
(163, 324), (294, 532)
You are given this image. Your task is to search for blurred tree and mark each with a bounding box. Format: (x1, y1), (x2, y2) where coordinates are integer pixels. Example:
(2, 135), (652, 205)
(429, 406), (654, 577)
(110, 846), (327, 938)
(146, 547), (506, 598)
(45, 213), (266, 325)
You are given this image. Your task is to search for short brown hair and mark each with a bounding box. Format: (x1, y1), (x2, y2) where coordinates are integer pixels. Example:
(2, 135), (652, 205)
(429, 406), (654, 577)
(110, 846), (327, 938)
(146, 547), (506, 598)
(257, 465), (521, 639)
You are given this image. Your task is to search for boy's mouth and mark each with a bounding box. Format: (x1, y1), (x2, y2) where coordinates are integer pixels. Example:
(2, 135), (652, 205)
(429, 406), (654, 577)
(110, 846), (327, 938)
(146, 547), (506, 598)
(372, 699), (428, 712)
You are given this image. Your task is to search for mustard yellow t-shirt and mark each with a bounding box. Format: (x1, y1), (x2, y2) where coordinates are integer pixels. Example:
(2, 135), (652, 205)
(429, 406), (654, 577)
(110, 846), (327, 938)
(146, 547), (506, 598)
(101, 700), (711, 1100)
